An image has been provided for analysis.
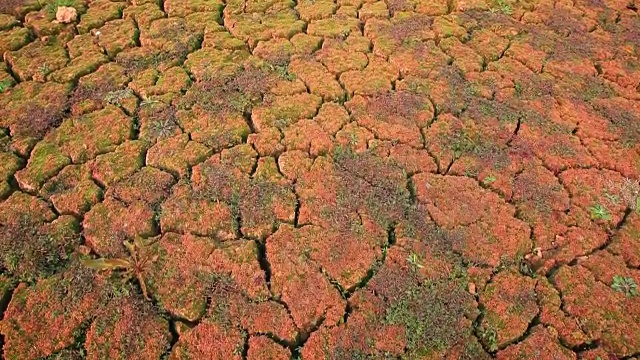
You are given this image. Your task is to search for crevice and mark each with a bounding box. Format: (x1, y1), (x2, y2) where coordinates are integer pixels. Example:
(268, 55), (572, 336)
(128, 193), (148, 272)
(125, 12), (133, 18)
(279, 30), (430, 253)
(256, 331), (296, 350)
(292, 185), (301, 228)
(443, 157), (455, 175)
(621, 352), (640, 360)
(241, 329), (249, 360)
(232, 194), (243, 238)
(472, 302), (491, 353)
(319, 267), (347, 299)
(325, 225), (396, 314)
(507, 117), (522, 145)
(243, 110), (256, 137)
(291, 315), (326, 357)
(161, 318), (181, 359)
(254, 239), (272, 293)
(4, 53), (22, 85)
(0, 281), (16, 321)
(594, 63), (603, 75)
(569, 338), (600, 353)
(501, 314), (541, 349)
(341, 300), (352, 325)
(406, 176), (417, 206)
(130, 111), (141, 140)
(131, 17), (141, 48)
(567, 207), (633, 263)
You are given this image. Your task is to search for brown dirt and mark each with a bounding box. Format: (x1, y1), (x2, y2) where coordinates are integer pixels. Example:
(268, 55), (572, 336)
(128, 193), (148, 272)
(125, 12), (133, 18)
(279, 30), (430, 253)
(1, 0), (639, 358)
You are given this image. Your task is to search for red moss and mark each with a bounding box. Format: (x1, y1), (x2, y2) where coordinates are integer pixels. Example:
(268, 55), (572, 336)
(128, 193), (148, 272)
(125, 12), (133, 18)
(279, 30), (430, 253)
(554, 265), (640, 357)
(85, 295), (171, 360)
(479, 270), (538, 349)
(0, 262), (104, 359)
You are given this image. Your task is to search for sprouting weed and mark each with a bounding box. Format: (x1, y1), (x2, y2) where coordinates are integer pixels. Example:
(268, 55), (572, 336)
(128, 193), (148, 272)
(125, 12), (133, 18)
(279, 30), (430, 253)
(481, 326), (499, 352)
(406, 252), (424, 270)
(589, 203), (612, 221)
(514, 82), (523, 96)
(483, 175), (497, 185)
(81, 237), (159, 300)
(0, 79), (12, 93)
(38, 63), (51, 75)
(496, 0), (513, 14)
(611, 275), (639, 297)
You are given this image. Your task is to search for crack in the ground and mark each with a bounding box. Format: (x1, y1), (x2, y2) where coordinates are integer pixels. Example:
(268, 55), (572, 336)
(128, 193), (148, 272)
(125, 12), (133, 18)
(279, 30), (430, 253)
(290, 314), (326, 358)
(291, 184), (301, 228)
(241, 328), (249, 360)
(254, 239), (272, 293)
(161, 318), (181, 360)
(0, 270), (15, 355)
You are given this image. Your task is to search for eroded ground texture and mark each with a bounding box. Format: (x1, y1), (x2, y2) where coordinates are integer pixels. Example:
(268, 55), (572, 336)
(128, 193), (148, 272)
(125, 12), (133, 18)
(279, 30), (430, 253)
(0, 0), (639, 359)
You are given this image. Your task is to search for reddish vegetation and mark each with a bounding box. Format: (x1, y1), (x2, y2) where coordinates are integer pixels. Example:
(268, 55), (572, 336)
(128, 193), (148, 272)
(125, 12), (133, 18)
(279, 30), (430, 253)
(1, 0), (640, 358)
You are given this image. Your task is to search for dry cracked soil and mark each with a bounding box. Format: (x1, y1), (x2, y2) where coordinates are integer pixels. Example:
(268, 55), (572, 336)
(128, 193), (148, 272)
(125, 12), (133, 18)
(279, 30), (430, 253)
(0, 0), (639, 359)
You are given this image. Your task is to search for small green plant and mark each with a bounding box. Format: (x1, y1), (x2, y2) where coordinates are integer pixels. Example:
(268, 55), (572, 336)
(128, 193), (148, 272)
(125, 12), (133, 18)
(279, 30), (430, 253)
(481, 326), (498, 352)
(81, 237), (158, 300)
(491, 0), (513, 15)
(483, 175), (497, 185)
(611, 275), (639, 297)
(450, 130), (476, 158)
(496, 0), (513, 14)
(589, 203), (612, 221)
(385, 281), (475, 355)
(406, 252), (424, 270)
(38, 63), (51, 76)
(0, 79), (12, 93)
(272, 64), (296, 81)
(513, 82), (523, 96)
(232, 330), (247, 355)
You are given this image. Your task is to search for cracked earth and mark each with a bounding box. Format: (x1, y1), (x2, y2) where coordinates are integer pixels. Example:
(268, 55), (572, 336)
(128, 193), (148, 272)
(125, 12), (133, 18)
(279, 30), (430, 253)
(0, 0), (639, 359)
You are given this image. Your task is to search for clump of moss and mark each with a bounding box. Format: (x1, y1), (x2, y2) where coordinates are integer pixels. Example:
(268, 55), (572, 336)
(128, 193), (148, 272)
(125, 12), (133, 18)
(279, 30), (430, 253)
(402, 204), (464, 253)
(206, 273), (240, 329)
(69, 78), (120, 111)
(13, 103), (67, 139)
(386, 0), (414, 14)
(331, 146), (409, 231)
(0, 217), (79, 281)
(195, 162), (293, 237)
(430, 66), (475, 116)
(388, 15), (433, 43)
(592, 100), (640, 148)
(115, 51), (175, 74)
(385, 280), (475, 356)
(86, 292), (170, 359)
(367, 90), (429, 121)
(331, 348), (393, 359)
(43, 348), (86, 360)
(180, 64), (283, 116)
(139, 102), (180, 142)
